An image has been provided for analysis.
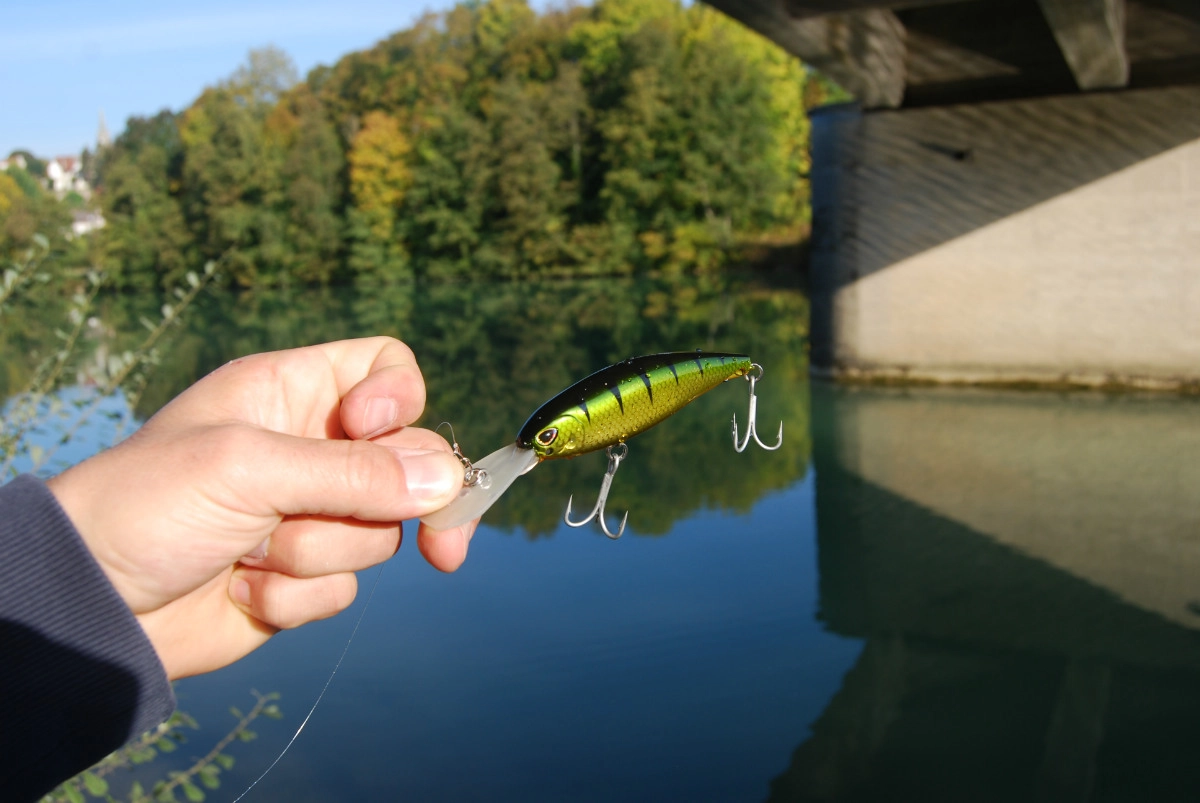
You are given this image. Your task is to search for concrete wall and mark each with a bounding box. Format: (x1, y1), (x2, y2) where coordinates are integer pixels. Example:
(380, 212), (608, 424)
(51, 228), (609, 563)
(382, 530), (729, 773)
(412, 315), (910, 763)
(809, 85), (1200, 388)
(821, 386), (1200, 635)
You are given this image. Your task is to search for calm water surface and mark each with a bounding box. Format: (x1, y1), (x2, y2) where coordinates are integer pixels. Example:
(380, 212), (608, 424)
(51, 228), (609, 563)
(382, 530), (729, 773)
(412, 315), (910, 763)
(8, 276), (1200, 801)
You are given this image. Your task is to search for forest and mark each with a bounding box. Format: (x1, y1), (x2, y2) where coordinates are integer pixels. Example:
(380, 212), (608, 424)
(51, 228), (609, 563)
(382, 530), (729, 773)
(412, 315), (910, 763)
(3, 0), (837, 289)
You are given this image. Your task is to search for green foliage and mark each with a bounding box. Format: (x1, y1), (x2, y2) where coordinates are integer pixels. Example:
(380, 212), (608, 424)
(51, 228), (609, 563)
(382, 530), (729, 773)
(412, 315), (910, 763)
(41, 692), (282, 803)
(0, 244), (220, 479)
(96, 111), (193, 290)
(91, 1), (813, 286)
(7, 165), (44, 199)
(10, 150), (48, 177)
(220, 45), (300, 111)
(1, 166), (73, 264)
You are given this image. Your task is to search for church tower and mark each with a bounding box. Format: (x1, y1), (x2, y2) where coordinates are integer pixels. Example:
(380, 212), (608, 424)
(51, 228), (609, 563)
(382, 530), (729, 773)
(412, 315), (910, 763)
(97, 111), (112, 150)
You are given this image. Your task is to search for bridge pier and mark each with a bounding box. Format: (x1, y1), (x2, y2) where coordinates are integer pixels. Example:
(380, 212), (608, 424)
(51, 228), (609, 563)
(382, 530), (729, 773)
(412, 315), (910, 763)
(809, 84), (1200, 389)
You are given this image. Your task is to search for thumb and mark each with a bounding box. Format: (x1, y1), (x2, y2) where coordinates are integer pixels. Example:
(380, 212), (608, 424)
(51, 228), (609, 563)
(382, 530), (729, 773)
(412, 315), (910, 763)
(242, 430), (465, 523)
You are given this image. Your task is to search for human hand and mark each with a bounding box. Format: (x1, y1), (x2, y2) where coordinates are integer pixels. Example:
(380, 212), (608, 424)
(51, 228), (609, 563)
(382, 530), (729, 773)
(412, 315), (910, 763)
(47, 337), (476, 680)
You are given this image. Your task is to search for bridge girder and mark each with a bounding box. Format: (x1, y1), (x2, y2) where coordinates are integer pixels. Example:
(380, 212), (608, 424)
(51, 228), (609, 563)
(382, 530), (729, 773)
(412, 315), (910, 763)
(702, 0), (1154, 108)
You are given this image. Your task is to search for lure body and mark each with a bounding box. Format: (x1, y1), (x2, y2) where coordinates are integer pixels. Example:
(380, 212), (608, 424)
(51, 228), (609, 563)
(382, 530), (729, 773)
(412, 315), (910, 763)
(518, 352), (753, 460)
(420, 351), (761, 533)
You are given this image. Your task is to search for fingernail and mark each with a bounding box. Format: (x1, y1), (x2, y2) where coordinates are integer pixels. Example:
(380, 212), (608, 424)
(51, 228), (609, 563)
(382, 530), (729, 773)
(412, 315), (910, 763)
(362, 396), (399, 439)
(231, 577), (251, 606)
(245, 537), (269, 561)
(390, 448), (460, 501)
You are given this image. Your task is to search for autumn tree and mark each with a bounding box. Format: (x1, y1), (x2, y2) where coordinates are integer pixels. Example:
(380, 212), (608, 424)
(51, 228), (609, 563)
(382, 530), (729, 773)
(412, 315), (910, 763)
(97, 111), (194, 289)
(268, 87), (346, 284)
(346, 110), (412, 282)
(93, 0), (816, 285)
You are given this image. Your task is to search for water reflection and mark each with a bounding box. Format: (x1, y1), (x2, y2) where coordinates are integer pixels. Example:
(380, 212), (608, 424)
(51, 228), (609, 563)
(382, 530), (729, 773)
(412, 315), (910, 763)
(5, 276), (810, 536)
(771, 384), (1200, 802)
(8, 275), (820, 801)
(16, 278), (1200, 801)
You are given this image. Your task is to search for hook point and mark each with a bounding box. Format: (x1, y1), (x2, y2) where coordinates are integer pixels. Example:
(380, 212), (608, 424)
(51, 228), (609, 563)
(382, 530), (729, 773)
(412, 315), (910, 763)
(563, 445), (630, 538)
(732, 363), (784, 453)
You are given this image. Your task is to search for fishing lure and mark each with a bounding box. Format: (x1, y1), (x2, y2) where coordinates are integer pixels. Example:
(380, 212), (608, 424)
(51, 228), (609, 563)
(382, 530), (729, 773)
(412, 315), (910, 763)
(421, 351), (782, 538)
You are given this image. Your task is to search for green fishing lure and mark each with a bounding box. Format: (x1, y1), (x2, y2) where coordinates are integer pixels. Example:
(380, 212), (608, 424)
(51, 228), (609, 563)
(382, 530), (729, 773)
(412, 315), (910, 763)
(421, 351), (782, 537)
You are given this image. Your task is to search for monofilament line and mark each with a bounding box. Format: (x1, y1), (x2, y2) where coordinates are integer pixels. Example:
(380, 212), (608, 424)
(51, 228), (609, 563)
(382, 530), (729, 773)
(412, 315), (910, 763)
(230, 562), (385, 802)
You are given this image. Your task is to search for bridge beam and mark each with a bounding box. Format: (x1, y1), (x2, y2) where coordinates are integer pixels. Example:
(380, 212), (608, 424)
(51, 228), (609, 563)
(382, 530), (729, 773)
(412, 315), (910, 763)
(704, 0), (907, 108)
(1038, 0), (1129, 89)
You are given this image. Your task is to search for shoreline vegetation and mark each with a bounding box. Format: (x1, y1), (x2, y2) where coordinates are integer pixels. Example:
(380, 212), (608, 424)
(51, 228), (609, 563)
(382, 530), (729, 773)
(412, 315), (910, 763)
(3, 0), (842, 294)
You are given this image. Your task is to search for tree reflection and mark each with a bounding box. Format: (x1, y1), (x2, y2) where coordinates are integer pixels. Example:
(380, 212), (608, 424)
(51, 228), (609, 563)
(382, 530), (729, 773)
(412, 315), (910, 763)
(4, 274), (810, 538)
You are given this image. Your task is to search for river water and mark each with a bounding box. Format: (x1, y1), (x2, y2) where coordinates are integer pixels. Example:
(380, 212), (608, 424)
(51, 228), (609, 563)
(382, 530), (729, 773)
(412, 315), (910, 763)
(8, 275), (1200, 801)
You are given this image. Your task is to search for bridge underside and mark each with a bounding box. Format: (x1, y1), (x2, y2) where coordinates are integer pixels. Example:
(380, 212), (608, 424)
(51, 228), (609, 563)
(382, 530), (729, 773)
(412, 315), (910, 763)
(704, 0), (1200, 110)
(706, 0), (1200, 388)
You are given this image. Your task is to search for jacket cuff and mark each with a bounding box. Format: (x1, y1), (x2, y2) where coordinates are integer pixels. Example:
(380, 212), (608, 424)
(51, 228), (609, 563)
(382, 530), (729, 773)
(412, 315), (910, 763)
(0, 474), (176, 801)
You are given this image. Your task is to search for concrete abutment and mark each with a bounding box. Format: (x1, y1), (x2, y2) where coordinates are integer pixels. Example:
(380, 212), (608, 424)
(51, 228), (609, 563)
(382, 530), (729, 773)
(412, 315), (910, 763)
(809, 85), (1200, 389)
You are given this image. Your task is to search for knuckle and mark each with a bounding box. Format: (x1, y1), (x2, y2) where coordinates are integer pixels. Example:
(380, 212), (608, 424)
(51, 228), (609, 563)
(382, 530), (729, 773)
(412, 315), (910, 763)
(237, 352), (287, 384)
(326, 573), (358, 613)
(192, 423), (256, 477)
(341, 439), (392, 496)
(272, 575), (356, 630)
(381, 336), (417, 365)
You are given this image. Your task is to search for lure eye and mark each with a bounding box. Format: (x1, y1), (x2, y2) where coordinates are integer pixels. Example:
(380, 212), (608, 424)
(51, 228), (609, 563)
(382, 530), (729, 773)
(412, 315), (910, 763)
(537, 428), (559, 446)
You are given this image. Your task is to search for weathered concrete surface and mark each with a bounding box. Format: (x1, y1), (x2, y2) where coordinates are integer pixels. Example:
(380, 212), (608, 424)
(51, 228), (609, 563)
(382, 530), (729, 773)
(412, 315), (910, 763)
(1038, 0), (1129, 89)
(810, 84), (1200, 388)
(818, 385), (1200, 635)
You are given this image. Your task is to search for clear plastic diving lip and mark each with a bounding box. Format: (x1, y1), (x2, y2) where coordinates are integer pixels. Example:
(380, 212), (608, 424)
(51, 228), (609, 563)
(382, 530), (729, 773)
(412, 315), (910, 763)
(419, 443), (539, 531)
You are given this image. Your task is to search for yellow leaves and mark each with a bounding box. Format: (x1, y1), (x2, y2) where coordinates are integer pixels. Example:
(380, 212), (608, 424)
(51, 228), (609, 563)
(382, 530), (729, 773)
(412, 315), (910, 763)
(263, 102), (299, 150)
(569, 0), (678, 79)
(0, 173), (21, 217)
(477, 0), (537, 54)
(347, 111), (413, 242)
(178, 92), (217, 151)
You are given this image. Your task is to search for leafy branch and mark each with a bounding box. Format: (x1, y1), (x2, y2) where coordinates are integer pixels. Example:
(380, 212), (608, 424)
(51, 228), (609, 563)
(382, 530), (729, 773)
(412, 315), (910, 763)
(0, 256), (223, 478)
(42, 691), (282, 803)
(0, 233), (52, 308)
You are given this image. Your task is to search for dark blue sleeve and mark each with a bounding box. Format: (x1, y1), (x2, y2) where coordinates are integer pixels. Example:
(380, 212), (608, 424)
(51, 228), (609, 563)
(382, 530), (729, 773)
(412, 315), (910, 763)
(0, 475), (176, 802)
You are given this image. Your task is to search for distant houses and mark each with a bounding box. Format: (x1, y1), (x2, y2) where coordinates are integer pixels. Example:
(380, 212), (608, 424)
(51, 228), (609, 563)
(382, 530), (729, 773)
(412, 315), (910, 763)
(2, 151), (94, 199)
(0, 153), (27, 172)
(2, 148), (106, 236)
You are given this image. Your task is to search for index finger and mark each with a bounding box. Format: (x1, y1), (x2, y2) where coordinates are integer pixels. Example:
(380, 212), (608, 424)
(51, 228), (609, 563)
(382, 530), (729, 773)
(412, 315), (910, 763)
(158, 337), (428, 439)
(314, 337), (429, 438)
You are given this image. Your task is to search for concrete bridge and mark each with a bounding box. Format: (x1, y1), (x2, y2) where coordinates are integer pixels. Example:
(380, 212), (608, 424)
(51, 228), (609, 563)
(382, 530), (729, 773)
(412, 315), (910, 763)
(706, 0), (1200, 389)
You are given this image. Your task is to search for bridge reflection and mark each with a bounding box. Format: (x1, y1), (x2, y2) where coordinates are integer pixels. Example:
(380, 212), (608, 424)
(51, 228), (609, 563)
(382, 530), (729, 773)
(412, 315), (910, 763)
(770, 385), (1200, 801)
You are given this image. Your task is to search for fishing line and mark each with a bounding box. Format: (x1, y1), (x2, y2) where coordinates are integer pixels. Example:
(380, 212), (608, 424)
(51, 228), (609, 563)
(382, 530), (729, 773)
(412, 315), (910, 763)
(230, 562), (386, 802)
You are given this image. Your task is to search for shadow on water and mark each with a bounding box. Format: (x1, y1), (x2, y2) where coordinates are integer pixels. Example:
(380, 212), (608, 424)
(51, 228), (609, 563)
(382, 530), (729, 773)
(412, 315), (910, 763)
(770, 383), (1200, 802)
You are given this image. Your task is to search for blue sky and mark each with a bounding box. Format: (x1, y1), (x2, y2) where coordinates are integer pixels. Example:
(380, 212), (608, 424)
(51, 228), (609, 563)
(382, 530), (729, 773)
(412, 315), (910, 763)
(2, 0), (551, 158)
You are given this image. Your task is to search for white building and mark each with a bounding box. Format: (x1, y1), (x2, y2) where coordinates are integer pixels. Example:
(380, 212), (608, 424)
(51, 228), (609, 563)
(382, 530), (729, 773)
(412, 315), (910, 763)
(70, 209), (106, 237)
(46, 155), (91, 198)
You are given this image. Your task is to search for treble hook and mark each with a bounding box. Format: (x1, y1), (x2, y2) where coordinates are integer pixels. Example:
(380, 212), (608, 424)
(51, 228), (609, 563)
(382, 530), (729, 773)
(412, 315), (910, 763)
(731, 363), (784, 452)
(564, 443), (630, 539)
